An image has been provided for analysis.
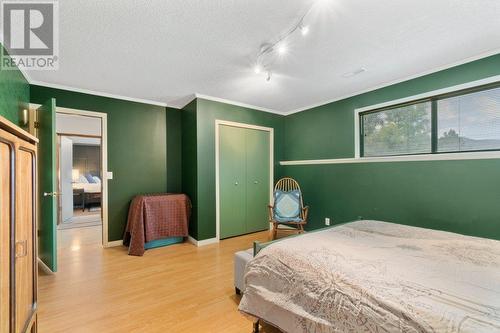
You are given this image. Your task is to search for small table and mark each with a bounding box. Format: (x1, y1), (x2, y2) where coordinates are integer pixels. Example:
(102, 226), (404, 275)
(123, 194), (191, 256)
(73, 188), (85, 211)
(84, 192), (101, 211)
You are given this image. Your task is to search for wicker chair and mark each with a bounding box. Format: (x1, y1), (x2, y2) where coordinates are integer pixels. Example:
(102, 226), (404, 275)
(268, 177), (309, 240)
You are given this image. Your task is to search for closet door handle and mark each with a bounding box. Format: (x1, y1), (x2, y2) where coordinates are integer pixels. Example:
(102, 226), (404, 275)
(254, 180), (259, 184)
(234, 182), (239, 186)
(15, 240), (28, 258)
(43, 192), (60, 197)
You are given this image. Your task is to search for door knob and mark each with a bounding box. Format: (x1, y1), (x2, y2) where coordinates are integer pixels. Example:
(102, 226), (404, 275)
(254, 180), (259, 184)
(43, 192), (59, 197)
(234, 182), (239, 186)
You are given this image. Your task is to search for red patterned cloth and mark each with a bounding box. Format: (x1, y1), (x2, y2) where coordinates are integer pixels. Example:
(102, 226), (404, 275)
(123, 194), (191, 256)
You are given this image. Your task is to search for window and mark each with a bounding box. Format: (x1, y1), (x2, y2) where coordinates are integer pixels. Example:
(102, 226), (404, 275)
(437, 87), (500, 152)
(360, 84), (500, 157)
(362, 101), (431, 157)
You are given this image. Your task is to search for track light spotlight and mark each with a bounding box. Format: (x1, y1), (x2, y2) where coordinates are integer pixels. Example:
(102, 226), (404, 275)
(277, 44), (287, 55)
(300, 25), (309, 36)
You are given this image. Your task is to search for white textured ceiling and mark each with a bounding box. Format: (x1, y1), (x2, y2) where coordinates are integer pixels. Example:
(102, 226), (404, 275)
(27, 0), (500, 114)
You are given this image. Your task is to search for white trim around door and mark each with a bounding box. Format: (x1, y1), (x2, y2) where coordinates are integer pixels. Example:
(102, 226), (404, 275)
(215, 120), (274, 242)
(57, 107), (111, 248)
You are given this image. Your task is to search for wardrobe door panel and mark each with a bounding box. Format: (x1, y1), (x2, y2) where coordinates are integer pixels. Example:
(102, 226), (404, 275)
(219, 125), (246, 239)
(245, 128), (270, 233)
(0, 139), (12, 333)
(16, 148), (36, 333)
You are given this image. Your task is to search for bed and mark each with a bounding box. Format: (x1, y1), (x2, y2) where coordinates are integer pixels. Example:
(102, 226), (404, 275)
(239, 220), (500, 333)
(72, 182), (101, 193)
(72, 174), (102, 210)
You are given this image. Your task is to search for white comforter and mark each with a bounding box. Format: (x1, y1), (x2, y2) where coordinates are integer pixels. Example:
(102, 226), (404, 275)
(239, 220), (500, 333)
(73, 183), (101, 193)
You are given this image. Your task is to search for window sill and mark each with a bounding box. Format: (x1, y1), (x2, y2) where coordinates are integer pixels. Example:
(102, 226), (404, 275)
(280, 151), (500, 166)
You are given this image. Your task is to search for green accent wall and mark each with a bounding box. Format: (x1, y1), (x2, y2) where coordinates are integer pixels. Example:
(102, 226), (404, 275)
(181, 100), (198, 238)
(30, 85), (169, 241)
(24, 51), (500, 243)
(185, 98), (285, 240)
(283, 53), (500, 240)
(0, 44), (30, 125)
(166, 107), (182, 192)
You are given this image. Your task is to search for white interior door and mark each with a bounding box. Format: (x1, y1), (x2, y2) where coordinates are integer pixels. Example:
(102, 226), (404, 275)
(60, 136), (73, 222)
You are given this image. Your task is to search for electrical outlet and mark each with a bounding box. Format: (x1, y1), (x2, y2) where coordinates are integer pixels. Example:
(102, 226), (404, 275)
(325, 218), (330, 226)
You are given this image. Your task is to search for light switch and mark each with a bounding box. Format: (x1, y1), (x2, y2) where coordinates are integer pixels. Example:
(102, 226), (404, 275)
(107, 171), (113, 180)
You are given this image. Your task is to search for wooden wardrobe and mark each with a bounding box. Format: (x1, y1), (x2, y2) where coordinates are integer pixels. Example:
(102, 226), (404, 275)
(0, 115), (38, 333)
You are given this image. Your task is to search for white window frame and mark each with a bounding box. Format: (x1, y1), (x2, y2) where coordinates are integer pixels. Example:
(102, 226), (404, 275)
(281, 75), (500, 166)
(354, 75), (500, 161)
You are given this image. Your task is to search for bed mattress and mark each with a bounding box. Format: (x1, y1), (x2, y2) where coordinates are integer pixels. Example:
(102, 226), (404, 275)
(239, 220), (500, 333)
(73, 183), (101, 193)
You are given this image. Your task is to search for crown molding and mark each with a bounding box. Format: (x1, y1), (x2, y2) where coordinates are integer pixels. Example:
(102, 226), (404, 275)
(283, 48), (500, 115)
(192, 93), (284, 115)
(176, 94), (197, 109)
(1, 43), (169, 108)
(15, 48), (500, 116)
(29, 80), (168, 107)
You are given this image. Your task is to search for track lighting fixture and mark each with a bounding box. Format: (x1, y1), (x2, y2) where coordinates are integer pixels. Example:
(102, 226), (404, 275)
(252, 1), (319, 81)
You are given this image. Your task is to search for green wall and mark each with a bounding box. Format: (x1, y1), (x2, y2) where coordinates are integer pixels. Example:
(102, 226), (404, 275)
(166, 107), (182, 192)
(24, 51), (500, 242)
(186, 98), (285, 240)
(181, 100), (198, 237)
(0, 44), (30, 125)
(283, 53), (500, 240)
(30, 85), (169, 241)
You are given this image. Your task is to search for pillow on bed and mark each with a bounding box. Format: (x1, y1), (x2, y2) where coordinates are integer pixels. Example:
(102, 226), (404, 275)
(273, 190), (302, 223)
(84, 173), (96, 183)
(78, 174), (89, 184)
(92, 176), (101, 183)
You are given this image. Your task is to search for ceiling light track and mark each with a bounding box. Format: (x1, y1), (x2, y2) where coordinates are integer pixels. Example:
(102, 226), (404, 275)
(253, 2), (318, 81)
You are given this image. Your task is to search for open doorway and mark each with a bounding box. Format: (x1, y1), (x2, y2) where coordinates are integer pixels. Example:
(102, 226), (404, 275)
(58, 135), (102, 229)
(54, 108), (108, 251)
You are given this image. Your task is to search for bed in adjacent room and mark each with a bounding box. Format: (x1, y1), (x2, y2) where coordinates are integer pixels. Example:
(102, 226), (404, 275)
(72, 174), (102, 211)
(72, 182), (101, 193)
(73, 173), (102, 193)
(239, 220), (500, 333)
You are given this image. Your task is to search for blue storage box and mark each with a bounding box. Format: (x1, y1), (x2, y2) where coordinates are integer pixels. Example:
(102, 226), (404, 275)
(144, 236), (184, 250)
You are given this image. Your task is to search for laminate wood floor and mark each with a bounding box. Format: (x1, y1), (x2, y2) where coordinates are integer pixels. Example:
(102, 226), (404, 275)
(38, 228), (280, 333)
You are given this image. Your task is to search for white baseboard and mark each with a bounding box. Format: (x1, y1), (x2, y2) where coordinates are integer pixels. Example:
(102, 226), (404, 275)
(188, 235), (219, 247)
(37, 258), (54, 274)
(106, 239), (123, 247)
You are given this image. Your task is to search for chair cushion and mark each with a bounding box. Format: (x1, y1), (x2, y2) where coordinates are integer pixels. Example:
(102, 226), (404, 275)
(273, 190), (302, 223)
